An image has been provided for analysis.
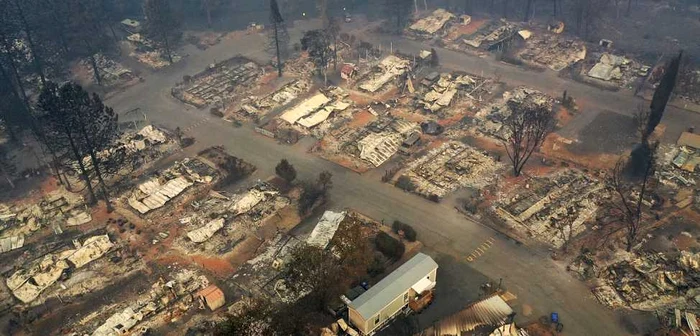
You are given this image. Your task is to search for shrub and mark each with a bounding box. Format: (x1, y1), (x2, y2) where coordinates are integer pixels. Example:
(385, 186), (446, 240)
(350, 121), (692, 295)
(395, 176), (416, 192)
(391, 221), (417, 242)
(375, 232), (405, 261)
(367, 255), (386, 277)
(298, 181), (325, 215)
(210, 107), (224, 117)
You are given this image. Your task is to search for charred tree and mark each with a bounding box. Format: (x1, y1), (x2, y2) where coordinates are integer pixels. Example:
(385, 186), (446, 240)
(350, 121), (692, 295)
(324, 16), (340, 71)
(501, 98), (556, 177)
(37, 82), (120, 209)
(524, 0), (534, 22)
(301, 29), (332, 84)
(644, 52), (682, 144)
(143, 0), (182, 65)
(630, 51), (682, 177)
(38, 82), (98, 204)
(269, 0), (289, 77)
(606, 147), (657, 252)
(384, 0), (413, 32)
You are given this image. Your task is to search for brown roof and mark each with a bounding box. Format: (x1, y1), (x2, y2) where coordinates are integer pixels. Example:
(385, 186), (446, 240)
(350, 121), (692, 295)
(678, 132), (700, 149)
(198, 285), (225, 310)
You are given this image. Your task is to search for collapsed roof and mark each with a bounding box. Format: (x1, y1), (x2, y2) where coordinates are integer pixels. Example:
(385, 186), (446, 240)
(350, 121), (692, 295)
(306, 211), (346, 249)
(408, 9), (456, 35)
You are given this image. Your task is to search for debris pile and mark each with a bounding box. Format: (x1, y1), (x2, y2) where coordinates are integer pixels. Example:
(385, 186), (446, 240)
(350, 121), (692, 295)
(172, 57), (260, 108)
(0, 189), (90, 246)
(127, 158), (218, 215)
(358, 55), (411, 93)
(585, 53), (649, 87)
(83, 269), (209, 335)
(516, 33), (586, 71)
(397, 141), (502, 199)
(474, 87), (554, 139)
(5, 234), (114, 303)
(593, 251), (700, 311)
(80, 53), (134, 86)
(407, 9), (456, 38)
(495, 170), (603, 248)
(676, 68), (700, 105)
(238, 79), (312, 119)
(174, 183), (290, 254)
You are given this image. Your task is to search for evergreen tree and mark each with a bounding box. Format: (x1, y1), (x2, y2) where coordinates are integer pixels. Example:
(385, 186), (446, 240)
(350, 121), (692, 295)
(143, 0), (182, 64)
(37, 82), (120, 209)
(275, 159), (297, 184)
(269, 0), (289, 77)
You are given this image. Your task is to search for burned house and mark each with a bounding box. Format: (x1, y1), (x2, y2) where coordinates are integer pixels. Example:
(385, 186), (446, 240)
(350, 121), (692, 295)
(358, 56), (411, 94)
(495, 169), (603, 248)
(407, 9), (456, 39)
(127, 158), (218, 215)
(397, 141), (502, 199)
(172, 57), (260, 108)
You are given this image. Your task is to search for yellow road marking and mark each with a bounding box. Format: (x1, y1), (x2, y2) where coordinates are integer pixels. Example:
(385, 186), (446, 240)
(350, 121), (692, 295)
(466, 236), (497, 262)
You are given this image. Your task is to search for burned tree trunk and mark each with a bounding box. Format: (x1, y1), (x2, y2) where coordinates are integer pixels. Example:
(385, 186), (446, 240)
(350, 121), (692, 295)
(501, 98), (556, 177)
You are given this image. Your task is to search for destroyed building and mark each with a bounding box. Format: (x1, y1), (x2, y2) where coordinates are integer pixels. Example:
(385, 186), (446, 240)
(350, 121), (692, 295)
(0, 188), (92, 243)
(422, 293), (519, 336)
(79, 53), (134, 86)
(398, 141), (502, 199)
(593, 251), (700, 311)
(126, 33), (182, 69)
(173, 57), (260, 108)
(495, 169), (603, 248)
(127, 158), (218, 215)
(515, 32), (586, 71)
(78, 269), (210, 336)
(174, 183), (291, 255)
(414, 72), (492, 115)
(306, 211), (346, 249)
(656, 133), (700, 189)
(279, 89), (352, 131)
(238, 79), (312, 119)
(5, 234), (114, 304)
(358, 56), (411, 93)
(234, 233), (304, 302)
(407, 9), (456, 38)
(585, 53), (649, 87)
(474, 87), (554, 139)
(317, 112), (419, 171)
(461, 20), (517, 50)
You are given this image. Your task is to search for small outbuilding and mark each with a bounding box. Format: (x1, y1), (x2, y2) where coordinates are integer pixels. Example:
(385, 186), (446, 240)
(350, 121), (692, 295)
(198, 285), (226, 311)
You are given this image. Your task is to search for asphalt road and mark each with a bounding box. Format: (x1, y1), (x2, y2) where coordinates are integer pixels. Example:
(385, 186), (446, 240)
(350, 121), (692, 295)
(101, 20), (679, 335)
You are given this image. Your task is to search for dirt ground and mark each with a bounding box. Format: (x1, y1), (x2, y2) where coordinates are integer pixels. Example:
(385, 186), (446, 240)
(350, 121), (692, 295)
(569, 111), (638, 155)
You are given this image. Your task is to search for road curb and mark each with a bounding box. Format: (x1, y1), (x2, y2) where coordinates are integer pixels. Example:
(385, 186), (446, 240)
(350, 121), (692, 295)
(454, 206), (530, 247)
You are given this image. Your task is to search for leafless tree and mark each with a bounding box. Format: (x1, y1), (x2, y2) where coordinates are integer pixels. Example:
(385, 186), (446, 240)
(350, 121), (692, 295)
(633, 104), (650, 140)
(574, 0), (610, 39)
(501, 98), (556, 177)
(605, 147), (657, 252)
(551, 208), (576, 252)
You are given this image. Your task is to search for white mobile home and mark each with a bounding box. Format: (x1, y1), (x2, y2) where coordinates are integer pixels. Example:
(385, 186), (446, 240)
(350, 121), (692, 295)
(348, 252), (438, 335)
